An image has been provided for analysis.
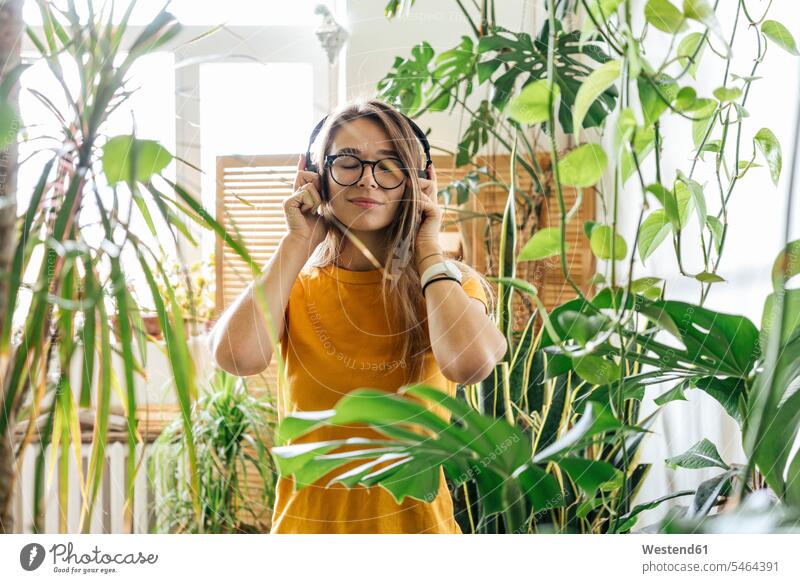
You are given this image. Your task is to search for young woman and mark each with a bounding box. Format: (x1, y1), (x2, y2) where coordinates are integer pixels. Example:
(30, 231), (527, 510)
(209, 98), (507, 534)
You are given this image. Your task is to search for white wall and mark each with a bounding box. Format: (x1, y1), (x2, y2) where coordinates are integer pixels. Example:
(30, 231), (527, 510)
(616, 1), (800, 526)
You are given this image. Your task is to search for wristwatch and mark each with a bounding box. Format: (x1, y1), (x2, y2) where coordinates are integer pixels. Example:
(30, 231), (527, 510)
(420, 260), (463, 288)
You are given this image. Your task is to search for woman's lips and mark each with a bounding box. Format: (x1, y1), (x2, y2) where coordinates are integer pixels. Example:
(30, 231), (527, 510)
(349, 199), (381, 209)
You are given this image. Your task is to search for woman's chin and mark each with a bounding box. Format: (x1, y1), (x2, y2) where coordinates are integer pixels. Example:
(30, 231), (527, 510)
(338, 213), (392, 233)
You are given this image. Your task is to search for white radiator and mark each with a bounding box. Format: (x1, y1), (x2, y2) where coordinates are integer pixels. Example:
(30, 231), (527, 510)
(11, 442), (154, 534)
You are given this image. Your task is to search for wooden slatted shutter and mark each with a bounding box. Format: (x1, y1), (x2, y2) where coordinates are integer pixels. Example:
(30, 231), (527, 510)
(215, 151), (596, 358)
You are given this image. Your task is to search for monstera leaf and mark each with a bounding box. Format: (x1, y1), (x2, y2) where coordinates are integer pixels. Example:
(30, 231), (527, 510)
(477, 21), (618, 132)
(271, 385), (643, 530)
(376, 19), (617, 134)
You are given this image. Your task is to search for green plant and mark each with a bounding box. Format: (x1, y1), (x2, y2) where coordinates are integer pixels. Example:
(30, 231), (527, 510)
(0, 1), (258, 533)
(149, 369), (278, 533)
(152, 253), (217, 326)
(272, 0), (800, 534)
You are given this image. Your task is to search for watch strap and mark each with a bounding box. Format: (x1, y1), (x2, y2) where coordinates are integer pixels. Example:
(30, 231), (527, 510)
(420, 260), (462, 287)
(422, 275), (461, 296)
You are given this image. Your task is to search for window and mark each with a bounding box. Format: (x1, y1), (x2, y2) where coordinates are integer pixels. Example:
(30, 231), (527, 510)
(199, 62), (314, 209)
(23, 0), (332, 26)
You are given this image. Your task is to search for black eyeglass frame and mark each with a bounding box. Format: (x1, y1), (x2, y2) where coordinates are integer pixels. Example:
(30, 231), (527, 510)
(323, 153), (409, 189)
(305, 111), (432, 195)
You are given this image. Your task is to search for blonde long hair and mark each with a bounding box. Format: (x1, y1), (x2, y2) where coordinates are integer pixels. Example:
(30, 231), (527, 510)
(307, 97), (495, 384)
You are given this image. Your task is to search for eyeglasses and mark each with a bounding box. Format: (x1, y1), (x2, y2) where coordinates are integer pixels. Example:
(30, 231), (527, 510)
(324, 154), (408, 189)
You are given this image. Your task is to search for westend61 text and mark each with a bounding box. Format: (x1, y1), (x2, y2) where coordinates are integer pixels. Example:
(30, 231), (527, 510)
(642, 544), (709, 555)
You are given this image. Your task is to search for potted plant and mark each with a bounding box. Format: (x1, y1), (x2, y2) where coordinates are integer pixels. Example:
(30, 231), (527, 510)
(148, 369), (278, 534)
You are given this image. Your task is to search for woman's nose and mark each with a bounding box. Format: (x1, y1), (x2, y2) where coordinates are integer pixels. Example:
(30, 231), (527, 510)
(357, 163), (379, 187)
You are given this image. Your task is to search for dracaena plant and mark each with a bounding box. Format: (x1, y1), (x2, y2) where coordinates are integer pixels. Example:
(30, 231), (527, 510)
(149, 369), (278, 534)
(0, 1), (258, 533)
(273, 0), (800, 533)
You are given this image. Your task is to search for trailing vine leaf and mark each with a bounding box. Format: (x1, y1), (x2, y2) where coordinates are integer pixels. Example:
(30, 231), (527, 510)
(614, 107), (636, 153)
(631, 276), (665, 300)
(677, 31), (705, 78)
(754, 128), (782, 185)
(638, 74), (678, 125)
(705, 214), (723, 253)
(645, 0), (686, 34)
(505, 79), (559, 125)
(558, 144), (608, 187)
(573, 59), (622, 134)
(675, 171), (706, 228)
(666, 438), (729, 470)
(584, 0), (623, 25)
(694, 270), (725, 283)
(518, 227), (565, 261)
(713, 86), (742, 102)
(646, 225), (677, 270)
(589, 224), (627, 260)
(684, 0), (728, 54)
(761, 20), (799, 56)
(621, 124), (656, 183)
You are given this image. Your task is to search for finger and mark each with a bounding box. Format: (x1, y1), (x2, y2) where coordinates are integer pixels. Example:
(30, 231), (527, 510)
(418, 178), (435, 199)
(297, 183), (322, 213)
(294, 155), (304, 190)
(303, 182), (323, 212)
(295, 154), (322, 191)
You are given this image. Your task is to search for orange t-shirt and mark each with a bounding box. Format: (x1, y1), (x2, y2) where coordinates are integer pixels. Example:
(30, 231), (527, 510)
(270, 262), (489, 534)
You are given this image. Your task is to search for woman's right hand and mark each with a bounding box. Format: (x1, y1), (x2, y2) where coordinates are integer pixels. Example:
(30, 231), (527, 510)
(284, 153), (329, 251)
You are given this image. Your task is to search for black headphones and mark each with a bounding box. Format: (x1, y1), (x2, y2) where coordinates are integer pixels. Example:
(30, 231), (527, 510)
(304, 112), (433, 200)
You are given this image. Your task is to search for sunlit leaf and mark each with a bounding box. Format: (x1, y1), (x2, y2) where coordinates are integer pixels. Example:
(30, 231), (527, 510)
(762, 20), (799, 56)
(102, 135), (173, 184)
(677, 32), (705, 78)
(557, 144), (608, 187)
(518, 227), (565, 261)
(754, 128), (782, 185)
(645, 0), (686, 34)
(573, 60), (621, 134)
(505, 79), (559, 125)
(589, 224), (627, 260)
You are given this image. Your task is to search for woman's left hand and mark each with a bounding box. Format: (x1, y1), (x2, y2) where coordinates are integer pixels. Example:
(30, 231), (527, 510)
(415, 163), (444, 251)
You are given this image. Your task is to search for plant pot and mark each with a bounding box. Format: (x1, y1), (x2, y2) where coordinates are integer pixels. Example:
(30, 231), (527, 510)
(112, 313), (213, 342)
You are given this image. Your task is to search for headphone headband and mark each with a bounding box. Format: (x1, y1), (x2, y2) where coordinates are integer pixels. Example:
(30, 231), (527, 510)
(304, 110), (432, 178)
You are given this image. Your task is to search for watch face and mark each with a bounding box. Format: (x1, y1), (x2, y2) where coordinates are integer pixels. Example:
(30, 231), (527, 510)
(444, 260), (461, 279)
